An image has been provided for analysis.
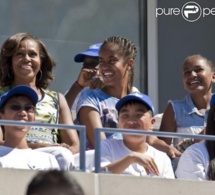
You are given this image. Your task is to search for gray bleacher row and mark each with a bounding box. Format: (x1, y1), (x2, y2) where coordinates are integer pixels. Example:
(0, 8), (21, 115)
(1, 167), (215, 195)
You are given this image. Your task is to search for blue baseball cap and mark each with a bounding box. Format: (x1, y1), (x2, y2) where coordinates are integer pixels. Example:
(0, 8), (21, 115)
(74, 43), (102, 63)
(210, 93), (215, 107)
(115, 92), (155, 116)
(0, 85), (38, 111)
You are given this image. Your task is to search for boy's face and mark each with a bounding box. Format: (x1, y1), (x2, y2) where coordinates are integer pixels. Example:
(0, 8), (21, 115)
(0, 96), (35, 134)
(118, 102), (155, 139)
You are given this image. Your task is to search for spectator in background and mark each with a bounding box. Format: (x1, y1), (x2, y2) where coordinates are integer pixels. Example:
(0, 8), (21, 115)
(0, 85), (60, 170)
(65, 43), (103, 121)
(26, 170), (84, 195)
(0, 32), (80, 154)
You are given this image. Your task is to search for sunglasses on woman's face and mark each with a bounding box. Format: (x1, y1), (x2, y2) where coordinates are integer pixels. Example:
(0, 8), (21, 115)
(7, 104), (36, 113)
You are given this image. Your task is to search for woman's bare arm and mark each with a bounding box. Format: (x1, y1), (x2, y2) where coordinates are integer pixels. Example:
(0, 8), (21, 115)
(58, 93), (80, 154)
(0, 128), (3, 144)
(159, 103), (177, 144)
(79, 106), (106, 148)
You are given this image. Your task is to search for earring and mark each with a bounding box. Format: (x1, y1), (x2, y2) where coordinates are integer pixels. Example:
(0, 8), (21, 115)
(38, 70), (42, 81)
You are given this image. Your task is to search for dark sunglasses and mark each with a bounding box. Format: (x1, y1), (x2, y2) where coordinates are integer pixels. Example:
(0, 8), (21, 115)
(8, 104), (36, 113)
(83, 62), (99, 68)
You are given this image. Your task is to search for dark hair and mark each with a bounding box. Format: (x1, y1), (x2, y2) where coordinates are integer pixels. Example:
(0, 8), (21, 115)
(208, 157), (215, 180)
(118, 100), (153, 116)
(26, 170), (84, 195)
(205, 104), (215, 179)
(183, 54), (214, 72)
(0, 32), (56, 89)
(205, 104), (215, 159)
(100, 36), (137, 93)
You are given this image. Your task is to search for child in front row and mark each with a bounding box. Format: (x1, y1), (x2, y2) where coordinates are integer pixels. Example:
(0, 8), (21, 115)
(100, 92), (175, 178)
(0, 85), (60, 170)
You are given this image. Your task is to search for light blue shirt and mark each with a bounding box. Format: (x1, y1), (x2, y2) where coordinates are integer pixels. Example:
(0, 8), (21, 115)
(76, 88), (122, 149)
(170, 94), (207, 145)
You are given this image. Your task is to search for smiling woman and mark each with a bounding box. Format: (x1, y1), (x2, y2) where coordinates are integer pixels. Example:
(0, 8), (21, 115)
(0, 33), (80, 155)
(76, 36), (137, 149)
(147, 54), (215, 161)
(160, 54), (215, 146)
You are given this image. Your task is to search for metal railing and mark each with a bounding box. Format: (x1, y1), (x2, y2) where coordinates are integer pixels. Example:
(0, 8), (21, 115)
(2, 120), (215, 173)
(94, 127), (215, 173)
(0, 120), (86, 171)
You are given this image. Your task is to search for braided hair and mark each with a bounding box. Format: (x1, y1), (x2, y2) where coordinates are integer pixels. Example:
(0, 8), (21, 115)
(100, 36), (137, 93)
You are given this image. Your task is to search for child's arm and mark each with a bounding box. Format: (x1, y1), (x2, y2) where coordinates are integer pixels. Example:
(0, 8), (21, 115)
(58, 93), (80, 154)
(0, 128), (3, 144)
(102, 152), (159, 176)
(147, 136), (181, 158)
(65, 67), (97, 109)
(159, 103), (177, 144)
(79, 106), (106, 148)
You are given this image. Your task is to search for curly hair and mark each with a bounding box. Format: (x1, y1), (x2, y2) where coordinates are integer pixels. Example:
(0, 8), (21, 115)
(100, 36), (137, 93)
(0, 32), (56, 89)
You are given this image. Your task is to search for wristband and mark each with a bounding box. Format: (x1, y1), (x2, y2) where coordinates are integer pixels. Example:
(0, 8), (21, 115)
(74, 81), (84, 89)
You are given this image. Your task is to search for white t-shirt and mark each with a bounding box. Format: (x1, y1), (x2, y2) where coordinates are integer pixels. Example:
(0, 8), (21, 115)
(0, 146), (60, 170)
(35, 146), (75, 171)
(101, 139), (175, 178)
(175, 141), (209, 180)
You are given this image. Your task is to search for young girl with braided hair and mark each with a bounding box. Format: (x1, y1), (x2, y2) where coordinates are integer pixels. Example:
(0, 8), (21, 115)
(76, 36), (137, 149)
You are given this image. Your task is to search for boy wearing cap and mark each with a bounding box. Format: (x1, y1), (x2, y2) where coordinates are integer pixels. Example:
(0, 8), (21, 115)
(0, 85), (60, 170)
(100, 92), (174, 178)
